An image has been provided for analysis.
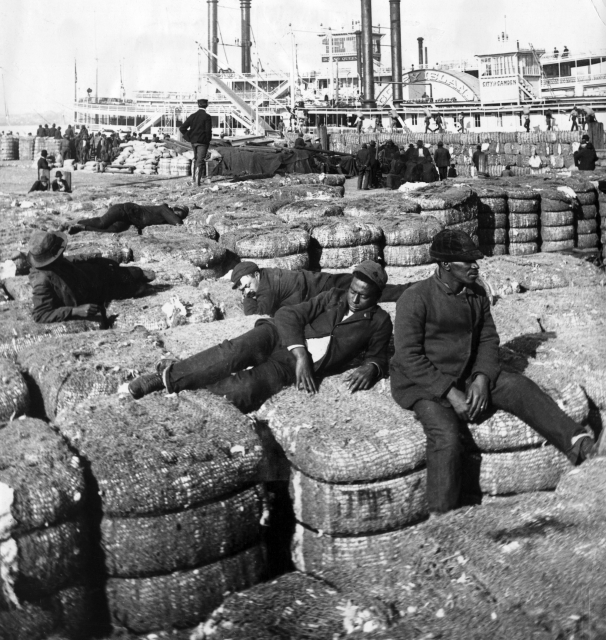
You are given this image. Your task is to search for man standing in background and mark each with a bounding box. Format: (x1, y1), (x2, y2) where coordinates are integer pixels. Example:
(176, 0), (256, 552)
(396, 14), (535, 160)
(179, 98), (213, 186)
(434, 141), (451, 180)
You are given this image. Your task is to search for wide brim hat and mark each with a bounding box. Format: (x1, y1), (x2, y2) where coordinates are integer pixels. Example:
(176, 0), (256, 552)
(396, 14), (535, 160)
(27, 230), (67, 268)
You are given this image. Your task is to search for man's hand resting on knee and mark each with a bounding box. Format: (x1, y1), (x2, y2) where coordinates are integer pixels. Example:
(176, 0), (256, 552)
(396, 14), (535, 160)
(446, 374), (490, 422)
(345, 363), (378, 393)
(291, 347), (317, 394)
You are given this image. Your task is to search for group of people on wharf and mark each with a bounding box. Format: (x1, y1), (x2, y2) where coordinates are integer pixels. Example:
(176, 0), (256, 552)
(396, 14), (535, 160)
(23, 216), (605, 517)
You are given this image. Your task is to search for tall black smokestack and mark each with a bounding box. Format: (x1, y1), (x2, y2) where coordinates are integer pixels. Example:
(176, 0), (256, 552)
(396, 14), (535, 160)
(208, 0), (218, 73)
(355, 29), (362, 82)
(425, 46), (428, 67)
(389, 0), (403, 104)
(417, 37), (424, 66)
(360, 0), (376, 107)
(241, 0), (251, 74)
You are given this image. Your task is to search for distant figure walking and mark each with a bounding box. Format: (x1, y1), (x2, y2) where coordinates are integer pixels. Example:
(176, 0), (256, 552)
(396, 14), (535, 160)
(570, 107), (579, 131)
(546, 109), (554, 131)
(433, 141), (451, 180)
(524, 115), (531, 133)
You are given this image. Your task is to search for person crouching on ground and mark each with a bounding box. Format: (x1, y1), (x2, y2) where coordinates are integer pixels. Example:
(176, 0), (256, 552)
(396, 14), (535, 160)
(390, 229), (605, 516)
(27, 230), (155, 324)
(128, 261), (393, 414)
(67, 203), (189, 235)
(28, 175), (50, 193)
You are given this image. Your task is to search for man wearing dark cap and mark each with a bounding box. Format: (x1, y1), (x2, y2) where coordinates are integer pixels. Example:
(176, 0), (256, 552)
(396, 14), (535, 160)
(128, 261), (393, 412)
(434, 141), (451, 181)
(390, 229), (604, 515)
(574, 135), (598, 171)
(51, 171), (71, 193)
(179, 98), (213, 186)
(231, 260), (411, 317)
(27, 230), (155, 324)
(28, 175), (50, 193)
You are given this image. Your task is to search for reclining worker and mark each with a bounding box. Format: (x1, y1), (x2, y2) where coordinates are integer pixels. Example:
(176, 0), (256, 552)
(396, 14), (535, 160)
(390, 229), (604, 516)
(27, 230), (155, 323)
(128, 260), (393, 413)
(67, 203), (189, 235)
(231, 260), (412, 317)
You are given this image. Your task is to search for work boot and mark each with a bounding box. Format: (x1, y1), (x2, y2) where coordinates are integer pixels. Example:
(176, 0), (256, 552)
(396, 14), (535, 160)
(579, 430), (606, 461)
(128, 372), (164, 399)
(156, 357), (178, 393)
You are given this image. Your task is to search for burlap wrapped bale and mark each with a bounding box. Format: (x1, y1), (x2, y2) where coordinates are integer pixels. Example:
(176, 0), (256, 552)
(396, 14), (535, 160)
(541, 199), (573, 212)
(577, 218), (598, 234)
(311, 221), (383, 248)
(478, 229), (507, 245)
(124, 232), (227, 268)
(541, 226), (575, 242)
(577, 204), (597, 220)
(509, 213), (539, 228)
(504, 188), (539, 200)
(106, 544), (267, 633)
(479, 244), (508, 256)
(541, 210), (574, 226)
(254, 253), (310, 270)
(541, 239), (575, 252)
(478, 197), (507, 214)
(55, 392), (263, 516)
(18, 327), (165, 419)
(182, 219), (219, 240)
(0, 303), (102, 361)
(381, 214), (443, 246)
(210, 213), (283, 236)
(257, 375), (426, 483)
(309, 244), (382, 269)
(419, 208), (475, 226)
(102, 486), (263, 576)
(406, 185), (476, 212)
(0, 359), (29, 420)
(65, 236), (133, 264)
(383, 244), (432, 266)
(344, 195), (420, 218)
(223, 227), (309, 259)
(478, 212), (507, 228)
(503, 242), (537, 255)
(2, 276), (32, 302)
(508, 199), (540, 213)
(290, 467), (427, 535)
(576, 192), (597, 206)
(276, 200), (344, 224)
(266, 184), (344, 200)
(470, 446), (570, 496)
(128, 258), (208, 287)
(576, 233), (599, 249)
(320, 173), (347, 186)
(447, 219), (478, 238)
(509, 227), (539, 243)
(0, 584), (91, 640)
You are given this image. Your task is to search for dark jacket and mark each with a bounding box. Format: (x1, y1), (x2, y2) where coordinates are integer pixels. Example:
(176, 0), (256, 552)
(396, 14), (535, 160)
(574, 145), (598, 171)
(390, 272), (501, 409)
(472, 150), (488, 174)
(127, 203), (183, 231)
(243, 268), (345, 317)
(37, 157), (50, 171)
(275, 287), (393, 377)
(434, 146), (451, 168)
(28, 180), (49, 193)
(356, 147), (372, 169)
(36, 126), (45, 137)
(29, 256), (144, 323)
(51, 179), (70, 193)
(179, 108), (213, 145)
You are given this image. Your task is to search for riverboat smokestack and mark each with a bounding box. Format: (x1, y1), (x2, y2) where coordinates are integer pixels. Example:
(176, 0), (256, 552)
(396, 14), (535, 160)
(208, 0), (218, 73)
(425, 46), (428, 67)
(360, 0), (376, 107)
(417, 37), (424, 66)
(389, 0), (403, 104)
(241, 0), (251, 74)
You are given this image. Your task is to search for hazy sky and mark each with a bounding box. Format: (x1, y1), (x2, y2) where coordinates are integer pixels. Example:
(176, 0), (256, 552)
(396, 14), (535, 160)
(1, 0), (605, 118)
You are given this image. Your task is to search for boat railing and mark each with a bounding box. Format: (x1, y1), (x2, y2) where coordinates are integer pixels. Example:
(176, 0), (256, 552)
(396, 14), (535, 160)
(541, 72), (606, 85)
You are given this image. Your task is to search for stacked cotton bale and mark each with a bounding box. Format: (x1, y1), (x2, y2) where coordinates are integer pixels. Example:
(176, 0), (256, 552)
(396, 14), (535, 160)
(573, 182), (600, 250)
(18, 136), (35, 161)
(220, 226), (311, 270)
(505, 188), (540, 255)
(257, 374), (428, 596)
(308, 220), (384, 269)
(466, 382), (586, 495)
(343, 195), (420, 219)
(17, 328), (166, 419)
(537, 189), (575, 252)
(0, 359), (30, 420)
(275, 200), (344, 225)
(406, 185), (479, 244)
(0, 303), (103, 361)
(381, 214), (443, 267)
(0, 418), (92, 640)
(55, 392), (267, 634)
(599, 186), (606, 253)
(476, 187), (508, 256)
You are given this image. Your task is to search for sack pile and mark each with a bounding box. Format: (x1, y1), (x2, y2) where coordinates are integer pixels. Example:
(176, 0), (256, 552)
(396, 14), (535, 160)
(309, 220), (383, 268)
(504, 188), (540, 255)
(54, 392), (267, 634)
(381, 213), (443, 266)
(476, 187), (509, 256)
(536, 188), (576, 252)
(573, 182), (599, 249)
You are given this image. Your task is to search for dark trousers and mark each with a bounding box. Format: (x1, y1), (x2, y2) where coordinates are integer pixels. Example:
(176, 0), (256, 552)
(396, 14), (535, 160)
(412, 370), (586, 514)
(166, 322), (296, 413)
(571, 118), (578, 131)
(77, 205), (131, 233)
(357, 167), (370, 190)
(193, 143), (209, 184)
(438, 166), (448, 180)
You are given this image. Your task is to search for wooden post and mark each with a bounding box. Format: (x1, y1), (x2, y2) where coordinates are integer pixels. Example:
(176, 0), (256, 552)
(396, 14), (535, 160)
(318, 124), (328, 150)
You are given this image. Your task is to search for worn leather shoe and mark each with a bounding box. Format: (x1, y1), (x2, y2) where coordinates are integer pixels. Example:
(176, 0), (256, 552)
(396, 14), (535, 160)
(128, 373), (164, 399)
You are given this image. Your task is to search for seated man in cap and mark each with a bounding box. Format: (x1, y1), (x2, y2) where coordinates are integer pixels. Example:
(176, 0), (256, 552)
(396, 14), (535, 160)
(574, 135), (598, 171)
(179, 98), (212, 186)
(27, 230), (155, 323)
(128, 261), (393, 413)
(51, 171), (71, 193)
(390, 229), (605, 516)
(231, 260), (412, 317)
(66, 203), (189, 235)
(28, 175), (50, 193)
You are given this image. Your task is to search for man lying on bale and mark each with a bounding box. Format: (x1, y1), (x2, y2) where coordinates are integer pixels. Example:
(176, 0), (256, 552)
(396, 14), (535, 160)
(390, 229), (605, 516)
(27, 230), (156, 323)
(231, 260), (412, 316)
(66, 203), (189, 235)
(128, 260), (393, 413)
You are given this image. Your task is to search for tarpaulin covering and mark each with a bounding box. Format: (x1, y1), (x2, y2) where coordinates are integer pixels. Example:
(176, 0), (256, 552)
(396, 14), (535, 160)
(214, 147), (313, 177)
